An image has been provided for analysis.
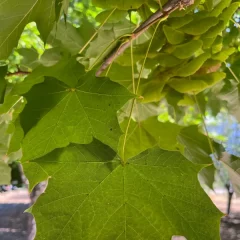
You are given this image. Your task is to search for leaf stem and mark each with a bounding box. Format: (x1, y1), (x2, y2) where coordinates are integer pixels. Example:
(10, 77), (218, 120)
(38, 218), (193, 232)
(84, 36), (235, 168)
(79, 8), (116, 54)
(121, 40), (137, 165)
(136, 19), (162, 94)
(122, 98), (136, 165)
(158, 0), (162, 9)
(8, 96), (24, 113)
(225, 61), (240, 83)
(106, 39), (130, 76)
(121, 15), (163, 164)
(230, 18), (240, 28)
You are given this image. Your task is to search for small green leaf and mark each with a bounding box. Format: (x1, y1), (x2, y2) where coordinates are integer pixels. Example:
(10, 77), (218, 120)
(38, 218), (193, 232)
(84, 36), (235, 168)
(0, 95), (26, 121)
(201, 37), (216, 49)
(107, 63), (132, 88)
(118, 118), (156, 160)
(48, 21), (87, 55)
(180, 17), (218, 35)
(118, 101), (162, 122)
(202, 21), (225, 39)
(172, 40), (203, 59)
(12, 56), (84, 94)
(220, 3), (240, 24)
(168, 72), (226, 94)
(17, 48), (39, 70)
(199, 165), (216, 190)
(55, 0), (70, 22)
(212, 48), (236, 61)
(23, 162), (49, 191)
(209, 0), (232, 17)
(147, 53), (182, 67)
(178, 94), (195, 106)
(85, 20), (135, 66)
(137, 74), (169, 103)
(176, 53), (210, 77)
(39, 48), (62, 67)
(205, 0), (214, 11)
(168, 15), (193, 29)
(142, 117), (183, 151)
(178, 125), (213, 164)
(8, 119), (24, 154)
(163, 25), (185, 45)
(211, 36), (223, 54)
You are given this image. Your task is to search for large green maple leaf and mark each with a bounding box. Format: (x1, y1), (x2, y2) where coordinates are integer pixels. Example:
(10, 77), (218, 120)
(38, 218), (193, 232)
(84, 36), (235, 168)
(0, 0), (55, 59)
(24, 140), (223, 240)
(21, 70), (132, 161)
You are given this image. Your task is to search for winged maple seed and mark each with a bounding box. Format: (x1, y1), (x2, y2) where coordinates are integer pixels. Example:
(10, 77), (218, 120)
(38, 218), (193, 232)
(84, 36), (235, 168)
(96, 0), (195, 77)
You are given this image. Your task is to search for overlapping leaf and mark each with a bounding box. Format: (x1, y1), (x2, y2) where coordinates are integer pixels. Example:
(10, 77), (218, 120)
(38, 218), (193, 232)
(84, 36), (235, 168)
(55, 0), (70, 21)
(0, 161), (11, 185)
(0, 0), (56, 59)
(48, 21), (94, 55)
(21, 65), (132, 161)
(199, 165), (216, 190)
(142, 117), (183, 151)
(178, 126), (213, 164)
(168, 72), (226, 94)
(0, 95), (25, 180)
(221, 153), (240, 197)
(118, 118), (156, 160)
(12, 56), (86, 95)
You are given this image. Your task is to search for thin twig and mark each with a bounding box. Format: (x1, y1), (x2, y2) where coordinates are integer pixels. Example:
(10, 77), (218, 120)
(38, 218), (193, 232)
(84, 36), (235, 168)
(122, 99), (136, 165)
(225, 62), (240, 83)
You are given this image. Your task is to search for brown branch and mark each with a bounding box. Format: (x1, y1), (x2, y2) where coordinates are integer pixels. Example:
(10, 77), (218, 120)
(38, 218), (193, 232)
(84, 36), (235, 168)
(96, 0), (194, 77)
(6, 70), (30, 77)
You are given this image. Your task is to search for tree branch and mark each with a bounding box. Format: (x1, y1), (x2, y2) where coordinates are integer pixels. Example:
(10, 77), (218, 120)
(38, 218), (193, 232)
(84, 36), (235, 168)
(6, 70), (30, 77)
(96, 0), (194, 77)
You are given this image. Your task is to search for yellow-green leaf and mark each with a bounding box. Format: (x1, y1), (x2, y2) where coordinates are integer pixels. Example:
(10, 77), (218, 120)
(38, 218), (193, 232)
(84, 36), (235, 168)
(172, 40), (203, 59)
